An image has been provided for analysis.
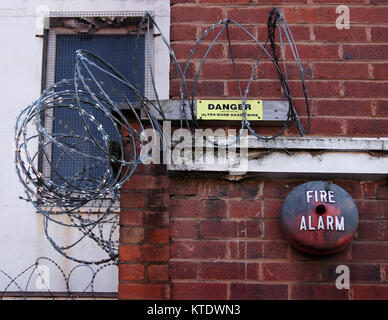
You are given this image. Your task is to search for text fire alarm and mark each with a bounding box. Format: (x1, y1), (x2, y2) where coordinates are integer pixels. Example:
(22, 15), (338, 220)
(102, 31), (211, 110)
(280, 181), (358, 255)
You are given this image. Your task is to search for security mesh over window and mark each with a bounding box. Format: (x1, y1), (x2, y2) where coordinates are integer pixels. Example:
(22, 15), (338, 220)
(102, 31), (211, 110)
(42, 12), (152, 193)
(51, 34), (145, 188)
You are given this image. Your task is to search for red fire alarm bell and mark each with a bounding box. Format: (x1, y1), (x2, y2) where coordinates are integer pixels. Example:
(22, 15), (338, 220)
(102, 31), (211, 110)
(280, 181), (359, 255)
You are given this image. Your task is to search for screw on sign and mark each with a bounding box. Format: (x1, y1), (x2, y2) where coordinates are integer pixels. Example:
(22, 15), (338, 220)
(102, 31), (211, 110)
(280, 181), (359, 255)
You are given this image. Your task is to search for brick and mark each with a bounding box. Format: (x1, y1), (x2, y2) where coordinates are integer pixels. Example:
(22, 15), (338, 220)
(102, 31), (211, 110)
(246, 241), (264, 259)
(229, 200), (262, 218)
(171, 43), (224, 61)
(147, 228), (169, 244)
(289, 243), (351, 262)
(228, 80), (282, 98)
(148, 265), (169, 281)
(383, 222), (388, 240)
(200, 220), (261, 238)
(321, 263), (381, 282)
(200, 25), (256, 42)
(119, 284), (170, 300)
(226, 44), (266, 60)
(171, 219), (198, 238)
(121, 192), (146, 209)
(143, 211), (169, 227)
(199, 0), (250, 3)
(293, 81), (342, 98)
(170, 24), (197, 41)
(314, 100), (371, 117)
(356, 221), (381, 241)
(334, 180), (363, 199)
(170, 200), (201, 218)
(120, 245), (169, 262)
(376, 101), (388, 116)
(263, 199), (282, 218)
(148, 191), (169, 209)
(246, 263), (260, 280)
(263, 241), (289, 259)
(123, 175), (168, 190)
(362, 182), (378, 199)
(256, 62), (311, 80)
(171, 0), (196, 3)
(228, 181), (260, 199)
(254, 0), (308, 2)
(313, 63), (368, 80)
(282, 7), (335, 23)
(198, 180), (229, 198)
(263, 181), (301, 199)
(226, 8), (271, 23)
(200, 63), (253, 80)
(344, 82), (388, 98)
(306, 118), (347, 136)
(342, 45), (388, 61)
(348, 264), (382, 282)
(312, 0), (364, 2)
(170, 62), (196, 80)
(346, 119), (388, 136)
(120, 210), (143, 226)
(140, 245), (169, 262)
(169, 179), (197, 195)
(265, 219), (287, 241)
(170, 199), (227, 218)
(200, 262), (247, 280)
(262, 263), (322, 281)
(373, 64), (388, 80)
(377, 185), (388, 200)
(352, 243), (388, 261)
(171, 6), (223, 23)
(200, 220), (238, 238)
(353, 285), (388, 300)
(169, 261), (197, 279)
(171, 240), (227, 259)
(230, 283), (288, 300)
(172, 282), (227, 299)
(356, 200), (388, 220)
(351, 7), (388, 24)
(314, 26), (366, 42)
(291, 284), (349, 300)
(371, 27), (388, 42)
(273, 25), (310, 41)
(230, 241), (246, 259)
(290, 44), (339, 60)
(195, 81), (225, 98)
(120, 227), (144, 244)
(119, 264), (144, 281)
(120, 245), (141, 261)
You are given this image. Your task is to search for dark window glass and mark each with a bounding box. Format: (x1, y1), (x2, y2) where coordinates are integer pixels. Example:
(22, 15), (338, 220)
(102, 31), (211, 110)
(51, 34), (145, 190)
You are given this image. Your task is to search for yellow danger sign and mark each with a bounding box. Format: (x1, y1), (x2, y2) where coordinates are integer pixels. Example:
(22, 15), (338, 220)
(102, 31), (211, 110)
(196, 100), (263, 120)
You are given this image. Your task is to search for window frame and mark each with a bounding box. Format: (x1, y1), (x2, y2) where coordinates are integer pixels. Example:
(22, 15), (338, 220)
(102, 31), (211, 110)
(40, 12), (157, 211)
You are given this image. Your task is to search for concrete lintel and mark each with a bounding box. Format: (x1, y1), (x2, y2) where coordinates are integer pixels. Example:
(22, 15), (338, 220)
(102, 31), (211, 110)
(167, 137), (388, 179)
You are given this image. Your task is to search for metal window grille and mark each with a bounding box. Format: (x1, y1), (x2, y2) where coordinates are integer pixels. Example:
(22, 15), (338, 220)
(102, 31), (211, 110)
(41, 12), (153, 208)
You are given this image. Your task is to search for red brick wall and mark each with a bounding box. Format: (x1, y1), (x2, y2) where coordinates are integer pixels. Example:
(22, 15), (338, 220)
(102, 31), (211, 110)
(118, 0), (388, 300)
(170, 0), (388, 137)
(169, 178), (388, 300)
(118, 164), (171, 299)
(119, 175), (388, 299)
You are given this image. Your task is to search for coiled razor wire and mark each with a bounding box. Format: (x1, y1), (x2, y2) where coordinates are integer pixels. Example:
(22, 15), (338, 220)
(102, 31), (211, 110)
(14, 9), (310, 266)
(0, 257), (116, 299)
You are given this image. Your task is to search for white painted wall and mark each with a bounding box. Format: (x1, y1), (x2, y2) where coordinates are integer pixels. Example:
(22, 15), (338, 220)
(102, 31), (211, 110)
(0, 0), (170, 294)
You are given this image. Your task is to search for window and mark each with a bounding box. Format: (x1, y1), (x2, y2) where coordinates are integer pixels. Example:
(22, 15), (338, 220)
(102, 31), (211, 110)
(41, 12), (153, 198)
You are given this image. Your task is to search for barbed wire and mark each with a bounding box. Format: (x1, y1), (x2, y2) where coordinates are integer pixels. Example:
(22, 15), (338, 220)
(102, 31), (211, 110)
(0, 257), (116, 299)
(13, 8), (309, 266)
